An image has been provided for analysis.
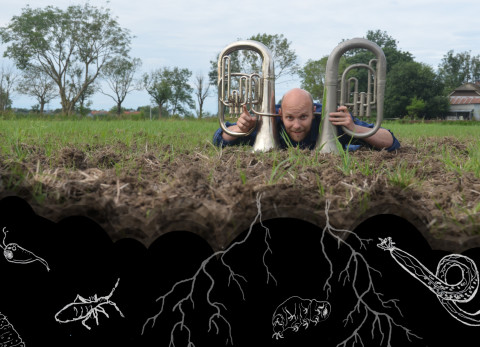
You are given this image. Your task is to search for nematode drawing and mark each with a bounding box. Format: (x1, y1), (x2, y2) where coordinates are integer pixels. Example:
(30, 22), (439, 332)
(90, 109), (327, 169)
(378, 237), (480, 326)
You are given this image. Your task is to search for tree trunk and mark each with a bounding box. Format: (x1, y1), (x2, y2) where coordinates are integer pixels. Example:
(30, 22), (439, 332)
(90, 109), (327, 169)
(117, 102), (122, 116)
(198, 100), (204, 119)
(158, 103), (162, 119)
(59, 87), (68, 115)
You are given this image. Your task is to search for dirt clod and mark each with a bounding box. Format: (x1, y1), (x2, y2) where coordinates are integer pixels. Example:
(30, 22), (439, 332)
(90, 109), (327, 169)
(1, 139), (479, 252)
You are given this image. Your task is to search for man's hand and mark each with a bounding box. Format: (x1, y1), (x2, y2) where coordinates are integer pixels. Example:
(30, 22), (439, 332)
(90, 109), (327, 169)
(236, 105), (257, 133)
(328, 106), (355, 131)
(221, 105), (257, 141)
(329, 105), (394, 149)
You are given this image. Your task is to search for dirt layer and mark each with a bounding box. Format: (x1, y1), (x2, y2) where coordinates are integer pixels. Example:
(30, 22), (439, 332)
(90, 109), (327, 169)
(1, 137), (479, 253)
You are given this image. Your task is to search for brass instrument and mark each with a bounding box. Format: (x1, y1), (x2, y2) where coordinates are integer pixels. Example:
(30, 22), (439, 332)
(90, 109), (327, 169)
(316, 38), (386, 153)
(340, 58), (378, 118)
(217, 40), (279, 152)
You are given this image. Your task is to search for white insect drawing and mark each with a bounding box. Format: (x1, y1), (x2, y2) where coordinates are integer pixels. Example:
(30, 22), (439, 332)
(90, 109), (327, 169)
(271, 296), (330, 339)
(378, 237), (480, 326)
(55, 278), (124, 330)
(0, 311), (25, 346)
(0, 227), (50, 271)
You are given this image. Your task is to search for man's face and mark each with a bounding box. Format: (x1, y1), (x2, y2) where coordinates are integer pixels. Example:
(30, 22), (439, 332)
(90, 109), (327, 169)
(280, 93), (315, 142)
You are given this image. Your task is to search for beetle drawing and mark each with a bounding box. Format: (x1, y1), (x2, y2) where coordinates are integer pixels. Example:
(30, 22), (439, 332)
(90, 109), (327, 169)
(55, 278), (124, 330)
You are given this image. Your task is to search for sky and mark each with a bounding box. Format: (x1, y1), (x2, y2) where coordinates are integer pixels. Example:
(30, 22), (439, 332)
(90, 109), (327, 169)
(1, 0), (480, 114)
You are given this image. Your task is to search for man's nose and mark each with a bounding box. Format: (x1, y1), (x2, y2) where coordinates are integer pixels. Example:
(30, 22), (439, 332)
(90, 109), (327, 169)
(292, 119), (302, 129)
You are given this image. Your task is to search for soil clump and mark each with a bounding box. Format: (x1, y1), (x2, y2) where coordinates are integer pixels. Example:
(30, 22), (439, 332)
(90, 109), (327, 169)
(1, 137), (479, 252)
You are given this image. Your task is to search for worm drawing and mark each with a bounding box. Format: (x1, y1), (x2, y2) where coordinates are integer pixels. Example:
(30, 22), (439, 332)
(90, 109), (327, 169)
(272, 296), (330, 339)
(55, 278), (124, 330)
(0, 312), (25, 347)
(0, 227), (50, 272)
(378, 237), (480, 326)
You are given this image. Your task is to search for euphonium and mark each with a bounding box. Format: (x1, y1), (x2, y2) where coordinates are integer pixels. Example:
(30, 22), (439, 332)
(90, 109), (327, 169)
(316, 38), (386, 153)
(217, 40), (279, 152)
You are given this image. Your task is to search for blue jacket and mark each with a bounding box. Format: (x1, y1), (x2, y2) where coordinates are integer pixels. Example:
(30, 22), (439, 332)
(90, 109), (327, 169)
(213, 104), (400, 152)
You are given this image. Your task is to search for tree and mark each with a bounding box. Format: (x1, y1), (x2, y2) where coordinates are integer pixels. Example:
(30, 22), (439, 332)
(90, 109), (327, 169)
(406, 97), (426, 119)
(168, 67), (194, 116)
(438, 50), (480, 94)
(194, 74), (210, 118)
(17, 65), (56, 113)
(344, 30), (413, 72)
(63, 65), (98, 115)
(243, 33), (299, 79)
(143, 70), (172, 119)
(298, 57), (327, 101)
(385, 61), (448, 118)
(0, 63), (19, 111)
(101, 56), (142, 115)
(0, 4), (132, 115)
(298, 56), (349, 101)
(75, 82), (97, 115)
(143, 67), (194, 118)
(209, 33), (299, 86)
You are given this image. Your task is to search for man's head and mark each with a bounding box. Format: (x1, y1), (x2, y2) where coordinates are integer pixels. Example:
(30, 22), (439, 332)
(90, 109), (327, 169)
(279, 88), (316, 142)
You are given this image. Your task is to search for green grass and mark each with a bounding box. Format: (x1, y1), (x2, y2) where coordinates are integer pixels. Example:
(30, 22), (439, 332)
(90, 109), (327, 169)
(385, 162), (419, 189)
(383, 120), (480, 140)
(0, 118), (220, 161)
(1, 117), (480, 181)
(1, 117), (479, 235)
(1, 118), (478, 151)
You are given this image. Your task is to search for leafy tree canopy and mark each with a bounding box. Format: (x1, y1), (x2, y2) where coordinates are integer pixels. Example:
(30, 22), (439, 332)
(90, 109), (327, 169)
(438, 50), (480, 94)
(0, 3), (132, 114)
(344, 30), (413, 72)
(143, 66), (194, 118)
(385, 61), (448, 118)
(101, 56), (142, 115)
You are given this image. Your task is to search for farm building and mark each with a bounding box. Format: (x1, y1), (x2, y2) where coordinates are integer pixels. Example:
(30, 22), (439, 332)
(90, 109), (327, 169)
(448, 82), (480, 120)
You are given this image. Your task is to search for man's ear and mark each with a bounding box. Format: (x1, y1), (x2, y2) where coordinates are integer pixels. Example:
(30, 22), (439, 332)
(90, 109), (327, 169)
(278, 108), (282, 116)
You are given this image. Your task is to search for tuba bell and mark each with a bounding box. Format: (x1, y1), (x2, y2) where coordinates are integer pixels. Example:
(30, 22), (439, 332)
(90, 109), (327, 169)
(217, 40), (279, 152)
(316, 38), (386, 153)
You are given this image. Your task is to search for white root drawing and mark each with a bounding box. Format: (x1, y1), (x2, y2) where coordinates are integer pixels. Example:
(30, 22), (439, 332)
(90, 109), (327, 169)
(320, 201), (421, 346)
(0, 227), (50, 271)
(55, 278), (124, 330)
(378, 237), (480, 326)
(271, 296), (330, 340)
(142, 192), (276, 346)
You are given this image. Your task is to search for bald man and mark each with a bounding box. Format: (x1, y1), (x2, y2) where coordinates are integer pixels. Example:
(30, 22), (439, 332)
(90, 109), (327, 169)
(213, 88), (400, 151)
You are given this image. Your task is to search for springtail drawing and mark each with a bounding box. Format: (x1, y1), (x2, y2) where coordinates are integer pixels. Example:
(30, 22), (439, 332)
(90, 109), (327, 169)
(55, 278), (124, 330)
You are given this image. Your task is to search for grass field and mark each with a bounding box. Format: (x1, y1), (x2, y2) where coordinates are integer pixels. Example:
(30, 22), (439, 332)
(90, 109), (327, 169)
(0, 117), (479, 250)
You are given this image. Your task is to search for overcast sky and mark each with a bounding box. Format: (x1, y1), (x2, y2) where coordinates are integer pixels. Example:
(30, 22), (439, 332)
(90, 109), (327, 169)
(1, 0), (480, 113)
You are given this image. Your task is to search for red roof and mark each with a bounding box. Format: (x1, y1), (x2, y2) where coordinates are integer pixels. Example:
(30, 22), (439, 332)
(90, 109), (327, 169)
(449, 96), (480, 105)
